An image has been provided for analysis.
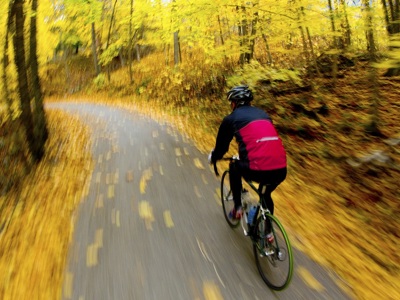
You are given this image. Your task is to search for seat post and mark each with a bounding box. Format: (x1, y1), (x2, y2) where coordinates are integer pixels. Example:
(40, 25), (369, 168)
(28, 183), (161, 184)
(259, 184), (268, 195)
(258, 183), (269, 210)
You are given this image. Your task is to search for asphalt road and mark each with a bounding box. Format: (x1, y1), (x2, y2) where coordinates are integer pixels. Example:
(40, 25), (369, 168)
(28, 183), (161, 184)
(47, 102), (352, 300)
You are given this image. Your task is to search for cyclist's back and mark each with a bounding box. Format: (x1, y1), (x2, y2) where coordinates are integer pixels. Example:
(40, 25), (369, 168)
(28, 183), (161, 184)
(214, 105), (286, 171)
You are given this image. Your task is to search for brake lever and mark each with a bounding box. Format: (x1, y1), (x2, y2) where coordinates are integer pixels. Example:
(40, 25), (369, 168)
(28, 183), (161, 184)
(213, 161), (220, 176)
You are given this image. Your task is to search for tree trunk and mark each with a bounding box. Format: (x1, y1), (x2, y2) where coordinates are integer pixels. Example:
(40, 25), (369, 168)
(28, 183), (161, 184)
(217, 15), (225, 46)
(262, 33), (273, 65)
(299, 5), (320, 77)
(128, 0), (133, 84)
(2, 1), (14, 117)
(292, 1), (309, 65)
(248, 9), (258, 62)
(238, 5), (249, 64)
(105, 0), (118, 82)
(30, 0), (48, 149)
(364, 1), (376, 57)
(328, 0), (338, 86)
(381, 0), (400, 76)
(91, 22), (101, 75)
(135, 43), (141, 61)
(173, 31), (180, 66)
(297, 14), (309, 64)
(12, 0), (43, 161)
(306, 26), (320, 77)
(339, 0), (351, 48)
(172, 0), (180, 66)
(217, 14), (229, 63)
(2, 1), (31, 189)
(364, 0), (382, 136)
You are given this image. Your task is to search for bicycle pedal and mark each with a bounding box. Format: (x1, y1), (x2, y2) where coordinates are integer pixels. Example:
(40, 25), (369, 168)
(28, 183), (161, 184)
(259, 247), (274, 257)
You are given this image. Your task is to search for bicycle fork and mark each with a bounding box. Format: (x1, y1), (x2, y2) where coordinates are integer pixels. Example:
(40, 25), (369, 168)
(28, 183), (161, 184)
(257, 208), (278, 258)
(240, 207), (250, 236)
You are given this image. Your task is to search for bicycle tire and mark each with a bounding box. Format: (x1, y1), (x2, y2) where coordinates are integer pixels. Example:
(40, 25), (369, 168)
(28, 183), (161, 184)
(220, 170), (240, 228)
(253, 213), (293, 290)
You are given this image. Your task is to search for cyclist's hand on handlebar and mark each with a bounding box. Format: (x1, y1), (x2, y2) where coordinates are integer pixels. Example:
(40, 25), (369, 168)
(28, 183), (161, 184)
(208, 149), (214, 165)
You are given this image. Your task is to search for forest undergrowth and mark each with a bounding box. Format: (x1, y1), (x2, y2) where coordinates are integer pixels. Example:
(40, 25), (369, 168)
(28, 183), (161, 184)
(1, 53), (399, 299)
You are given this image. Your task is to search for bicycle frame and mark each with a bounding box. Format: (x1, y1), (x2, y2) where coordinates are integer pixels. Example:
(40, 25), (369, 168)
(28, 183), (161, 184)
(243, 180), (280, 250)
(214, 156), (271, 232)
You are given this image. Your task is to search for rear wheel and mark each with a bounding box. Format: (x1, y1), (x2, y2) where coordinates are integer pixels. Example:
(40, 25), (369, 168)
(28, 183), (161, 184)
(220, 170), (240, 228)
(253, 213), (293, 290)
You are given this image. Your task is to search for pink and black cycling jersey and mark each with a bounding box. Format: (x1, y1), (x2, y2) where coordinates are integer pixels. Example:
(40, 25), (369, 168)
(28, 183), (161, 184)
(212, 105), (286, 171)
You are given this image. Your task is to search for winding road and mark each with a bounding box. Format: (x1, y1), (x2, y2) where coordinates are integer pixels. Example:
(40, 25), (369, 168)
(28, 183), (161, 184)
(47, 102), (352, 300)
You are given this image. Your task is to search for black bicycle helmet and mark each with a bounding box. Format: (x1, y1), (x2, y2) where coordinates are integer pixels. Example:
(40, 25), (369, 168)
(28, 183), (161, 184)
(226, 85), (253, 104)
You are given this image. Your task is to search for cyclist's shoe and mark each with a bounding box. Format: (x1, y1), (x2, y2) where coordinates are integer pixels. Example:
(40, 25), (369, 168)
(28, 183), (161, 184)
(229, 207), (243, 220)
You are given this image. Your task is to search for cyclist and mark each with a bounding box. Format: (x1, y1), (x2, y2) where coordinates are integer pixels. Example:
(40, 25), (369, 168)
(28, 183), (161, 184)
(208, 85), (287, 221)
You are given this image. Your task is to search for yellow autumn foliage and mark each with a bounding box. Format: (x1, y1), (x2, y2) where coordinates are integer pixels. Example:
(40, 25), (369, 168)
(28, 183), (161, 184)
(0, 110), (94, 299)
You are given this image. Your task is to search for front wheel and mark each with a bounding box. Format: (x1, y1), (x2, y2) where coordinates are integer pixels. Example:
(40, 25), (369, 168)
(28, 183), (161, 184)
(253, 213), (293, 290)
(220, 170), (240, 228)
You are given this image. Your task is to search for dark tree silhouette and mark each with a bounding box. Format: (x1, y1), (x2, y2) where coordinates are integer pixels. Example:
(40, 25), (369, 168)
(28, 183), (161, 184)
(30, 0), (49, 149)
(381, 0), (400, 76)
(11, 0), (47, 161)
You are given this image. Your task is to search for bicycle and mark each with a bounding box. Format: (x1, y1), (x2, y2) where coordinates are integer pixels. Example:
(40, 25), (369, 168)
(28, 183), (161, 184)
(213, 156), (293, 290)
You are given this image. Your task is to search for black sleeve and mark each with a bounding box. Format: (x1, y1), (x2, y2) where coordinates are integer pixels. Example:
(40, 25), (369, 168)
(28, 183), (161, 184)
(212, 116), (234, 162)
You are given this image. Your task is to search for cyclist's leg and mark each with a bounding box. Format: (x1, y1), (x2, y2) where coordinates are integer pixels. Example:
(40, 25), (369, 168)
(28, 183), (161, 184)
(261, 168), (287, 237)
(252, 167), (287, 215)
(229, 161), (243, 211)
(261, 185), (277, 214)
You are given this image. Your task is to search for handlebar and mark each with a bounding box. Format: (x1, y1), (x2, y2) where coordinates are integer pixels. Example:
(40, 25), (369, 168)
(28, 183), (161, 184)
(212, 156), (239, 176)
